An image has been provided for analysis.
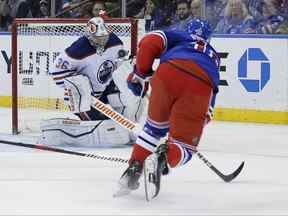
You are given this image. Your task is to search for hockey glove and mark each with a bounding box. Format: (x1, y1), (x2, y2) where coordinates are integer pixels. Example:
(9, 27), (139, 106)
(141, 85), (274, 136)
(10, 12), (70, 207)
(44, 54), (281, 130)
(127, 67), (153, 97)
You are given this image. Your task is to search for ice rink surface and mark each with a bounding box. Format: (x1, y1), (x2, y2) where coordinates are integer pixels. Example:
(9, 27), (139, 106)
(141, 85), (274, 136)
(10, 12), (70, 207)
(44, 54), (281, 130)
(0, 108), (288, 215)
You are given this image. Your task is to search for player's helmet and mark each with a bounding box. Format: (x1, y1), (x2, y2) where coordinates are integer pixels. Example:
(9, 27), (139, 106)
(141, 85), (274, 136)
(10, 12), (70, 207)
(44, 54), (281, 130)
(186, 18), (212, 42)
(86, 17), (109, 54)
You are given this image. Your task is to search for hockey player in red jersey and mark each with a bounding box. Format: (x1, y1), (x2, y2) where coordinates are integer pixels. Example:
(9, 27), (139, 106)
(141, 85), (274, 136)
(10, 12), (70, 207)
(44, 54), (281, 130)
(114, 19), (220, 199)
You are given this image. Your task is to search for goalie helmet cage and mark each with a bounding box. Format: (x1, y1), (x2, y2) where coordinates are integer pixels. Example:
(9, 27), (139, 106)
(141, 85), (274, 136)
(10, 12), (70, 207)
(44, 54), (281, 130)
(11, 18), (139, 135)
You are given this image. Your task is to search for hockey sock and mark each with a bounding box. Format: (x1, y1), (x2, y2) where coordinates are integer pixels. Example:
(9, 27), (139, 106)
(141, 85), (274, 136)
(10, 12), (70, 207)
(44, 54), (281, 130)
(167, 143), (182, 168)
(167, 141), (193, 167)
(129, 144), (152, 165)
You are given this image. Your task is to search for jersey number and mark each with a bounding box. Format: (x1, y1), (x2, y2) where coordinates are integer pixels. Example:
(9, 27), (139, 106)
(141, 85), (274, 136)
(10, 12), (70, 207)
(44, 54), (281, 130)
(191, 40), (220, 67)
(55, 58), (69, 70)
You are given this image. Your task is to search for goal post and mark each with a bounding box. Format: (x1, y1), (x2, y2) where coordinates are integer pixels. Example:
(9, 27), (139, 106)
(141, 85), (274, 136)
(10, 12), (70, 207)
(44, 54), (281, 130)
(11, 18), (141, 135)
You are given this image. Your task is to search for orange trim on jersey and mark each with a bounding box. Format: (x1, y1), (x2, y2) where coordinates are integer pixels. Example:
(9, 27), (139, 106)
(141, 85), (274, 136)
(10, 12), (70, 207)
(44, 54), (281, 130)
(52, 74), (71, 81)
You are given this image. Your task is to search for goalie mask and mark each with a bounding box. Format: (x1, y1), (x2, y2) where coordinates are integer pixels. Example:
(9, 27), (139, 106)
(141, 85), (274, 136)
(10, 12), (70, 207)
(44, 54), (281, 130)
(86, 17), (109, 55)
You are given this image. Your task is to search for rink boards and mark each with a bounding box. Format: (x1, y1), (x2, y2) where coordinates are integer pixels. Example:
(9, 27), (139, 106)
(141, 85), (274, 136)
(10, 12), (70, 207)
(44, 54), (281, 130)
(211, 35), (288, 124)
(0, 33), (287, 124)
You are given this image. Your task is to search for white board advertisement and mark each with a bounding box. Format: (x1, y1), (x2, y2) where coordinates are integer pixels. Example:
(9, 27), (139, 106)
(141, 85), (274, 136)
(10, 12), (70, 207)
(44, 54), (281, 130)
(211, 36), (288, 112)
(0, 33), (287, 123)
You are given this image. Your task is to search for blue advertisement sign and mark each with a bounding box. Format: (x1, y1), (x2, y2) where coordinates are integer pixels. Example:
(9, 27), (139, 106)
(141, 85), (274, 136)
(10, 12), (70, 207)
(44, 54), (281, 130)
(238, 48), (270, 92)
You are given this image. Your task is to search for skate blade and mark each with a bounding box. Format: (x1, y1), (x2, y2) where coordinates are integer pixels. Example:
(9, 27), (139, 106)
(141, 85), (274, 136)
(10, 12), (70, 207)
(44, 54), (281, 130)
(144, 154), (159, 201)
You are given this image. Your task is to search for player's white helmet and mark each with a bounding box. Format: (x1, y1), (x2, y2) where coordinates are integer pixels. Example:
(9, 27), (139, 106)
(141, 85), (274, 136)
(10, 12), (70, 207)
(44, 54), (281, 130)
(86, 17), (109, 54)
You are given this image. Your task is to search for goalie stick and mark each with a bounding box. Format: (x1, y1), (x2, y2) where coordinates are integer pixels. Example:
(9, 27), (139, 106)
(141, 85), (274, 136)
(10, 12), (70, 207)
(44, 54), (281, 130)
(91, 96), (245, 183)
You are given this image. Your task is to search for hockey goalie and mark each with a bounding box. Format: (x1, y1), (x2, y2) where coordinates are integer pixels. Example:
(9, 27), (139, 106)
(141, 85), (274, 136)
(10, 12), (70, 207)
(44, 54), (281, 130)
(38, 17), (146, 148)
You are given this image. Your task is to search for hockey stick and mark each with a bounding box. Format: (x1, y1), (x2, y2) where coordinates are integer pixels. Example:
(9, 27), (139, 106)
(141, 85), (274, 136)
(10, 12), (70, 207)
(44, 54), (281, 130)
(196, 151), (244, 182)
(0, 139), (128, 164)
(91, 96), (244, 182)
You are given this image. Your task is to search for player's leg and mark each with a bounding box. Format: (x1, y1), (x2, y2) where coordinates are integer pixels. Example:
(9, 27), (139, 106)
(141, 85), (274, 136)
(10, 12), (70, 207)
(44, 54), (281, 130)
(141, 81), (211, 200)
(115, 64), (174, 194)
(127, 70), (174, 164)
(166, 71), (213, 168)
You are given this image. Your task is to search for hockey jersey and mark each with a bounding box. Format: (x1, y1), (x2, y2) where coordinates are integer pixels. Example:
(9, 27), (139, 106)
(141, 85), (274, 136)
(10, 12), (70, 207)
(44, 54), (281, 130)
(49, 33), (124, 96)
(136, 30), (220, 93)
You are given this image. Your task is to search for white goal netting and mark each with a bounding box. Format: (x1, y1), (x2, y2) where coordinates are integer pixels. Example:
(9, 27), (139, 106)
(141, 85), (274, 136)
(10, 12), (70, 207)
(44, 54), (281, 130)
(12, 18), (146, 134)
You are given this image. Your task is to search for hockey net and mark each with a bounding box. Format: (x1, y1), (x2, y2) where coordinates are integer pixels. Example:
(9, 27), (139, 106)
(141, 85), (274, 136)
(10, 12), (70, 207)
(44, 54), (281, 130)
(11, 18), (145, 135)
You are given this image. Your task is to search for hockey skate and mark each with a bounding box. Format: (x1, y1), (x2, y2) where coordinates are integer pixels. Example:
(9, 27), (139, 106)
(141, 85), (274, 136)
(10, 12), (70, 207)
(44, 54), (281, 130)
(144, 143), (169, 201)
(113, 160), (143, 197)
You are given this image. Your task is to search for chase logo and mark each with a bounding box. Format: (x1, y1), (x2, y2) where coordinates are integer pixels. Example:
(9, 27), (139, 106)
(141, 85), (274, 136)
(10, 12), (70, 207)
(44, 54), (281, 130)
(238, 48), (270, 92)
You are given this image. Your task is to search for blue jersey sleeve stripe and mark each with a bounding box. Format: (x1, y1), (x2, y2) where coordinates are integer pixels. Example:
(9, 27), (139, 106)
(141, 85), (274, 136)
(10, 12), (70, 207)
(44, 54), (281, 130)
(49, 69), (76, 75)
(56, 81), (64, 85)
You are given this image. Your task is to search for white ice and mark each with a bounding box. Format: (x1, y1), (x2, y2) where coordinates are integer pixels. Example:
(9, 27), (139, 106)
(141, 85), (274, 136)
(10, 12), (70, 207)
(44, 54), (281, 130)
(0, 107), (288, 215)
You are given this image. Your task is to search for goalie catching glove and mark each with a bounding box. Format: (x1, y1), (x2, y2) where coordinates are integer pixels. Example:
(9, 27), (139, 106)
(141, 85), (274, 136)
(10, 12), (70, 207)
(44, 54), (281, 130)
(127, 66), (153, 98)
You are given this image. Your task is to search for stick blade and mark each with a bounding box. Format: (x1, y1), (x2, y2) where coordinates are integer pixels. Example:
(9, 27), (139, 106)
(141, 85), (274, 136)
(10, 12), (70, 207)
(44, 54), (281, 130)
(223, 161), (245, 182)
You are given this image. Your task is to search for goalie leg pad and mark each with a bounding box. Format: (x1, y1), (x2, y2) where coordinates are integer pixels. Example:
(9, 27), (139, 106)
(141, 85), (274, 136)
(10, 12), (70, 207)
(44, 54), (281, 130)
(64, 75), (92, 113)
(97, 119), (132, 147)
(39, 118), (131, 147)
